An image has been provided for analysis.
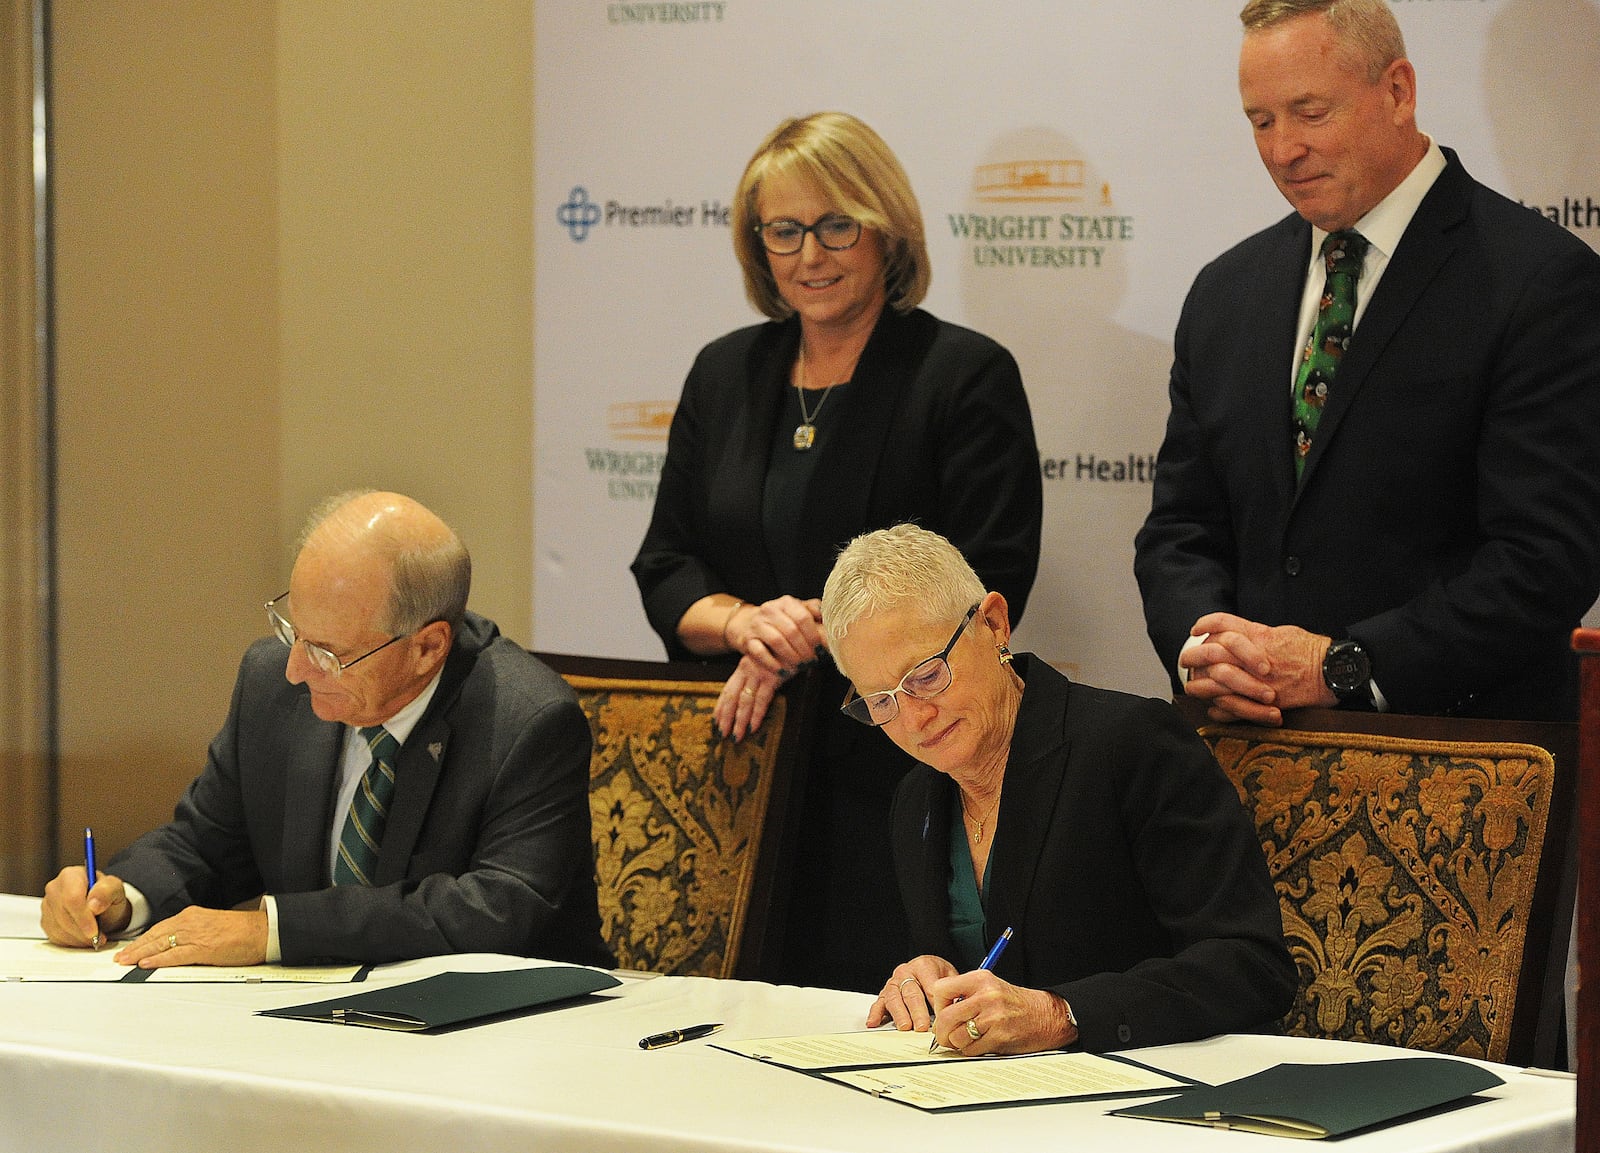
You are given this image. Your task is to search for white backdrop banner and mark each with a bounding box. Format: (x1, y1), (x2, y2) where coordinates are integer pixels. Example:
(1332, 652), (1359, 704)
(534, 0), (1600, 699)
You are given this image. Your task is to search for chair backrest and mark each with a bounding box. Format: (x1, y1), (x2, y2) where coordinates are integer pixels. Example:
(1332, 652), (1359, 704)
(1572, 628), (1600, 1151)
(533, 652), (814, 981)
(1189, 705), (1575, 1066)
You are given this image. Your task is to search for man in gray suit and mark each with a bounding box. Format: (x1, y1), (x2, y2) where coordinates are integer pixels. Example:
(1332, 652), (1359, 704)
(41, 490), (610, 969)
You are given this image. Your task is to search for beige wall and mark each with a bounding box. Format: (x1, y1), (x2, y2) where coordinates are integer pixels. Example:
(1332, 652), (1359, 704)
(1, 0), (51, 893)
(276, 3), (533, 621)
(48, 1), (534, 865)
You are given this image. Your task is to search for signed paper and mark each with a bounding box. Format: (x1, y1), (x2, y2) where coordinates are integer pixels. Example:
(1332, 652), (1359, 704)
(0, 938), (130, 981)
(714, 1028), (1192, 1112)
(823, 1051), (1190, 1112)
(715, 1029), (967, 1069)
(0, 937), (361, 983)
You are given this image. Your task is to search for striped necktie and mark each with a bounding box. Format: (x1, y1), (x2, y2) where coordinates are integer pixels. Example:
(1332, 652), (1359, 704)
(1292, 229), (1368, 478)
(333, 726), (399, 886)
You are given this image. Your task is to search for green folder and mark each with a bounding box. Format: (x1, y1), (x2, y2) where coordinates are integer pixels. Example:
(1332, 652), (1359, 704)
(1111, 1057), (1505, 1139)
(257, 965), (621, 1032)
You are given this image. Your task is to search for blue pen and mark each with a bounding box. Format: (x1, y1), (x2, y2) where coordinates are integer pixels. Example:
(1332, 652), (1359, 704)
(979, 926), (1014, 972)
(84, 827), (101, 949)
(931, 926), (1015, 1052)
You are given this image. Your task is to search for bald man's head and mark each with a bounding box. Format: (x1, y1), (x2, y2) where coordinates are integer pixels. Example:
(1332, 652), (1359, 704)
(280, 491), (470, 726)
(296, 491), (471, 636)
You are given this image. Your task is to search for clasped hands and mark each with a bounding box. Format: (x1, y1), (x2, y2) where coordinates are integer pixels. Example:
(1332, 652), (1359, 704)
(1179, 612), (1338, 725)
(868, 955), (1076, 1056)
(40, 865), (269, 968)
(715, 594), (825, 741)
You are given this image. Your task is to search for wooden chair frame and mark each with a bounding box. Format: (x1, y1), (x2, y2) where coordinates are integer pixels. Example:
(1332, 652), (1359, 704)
(534, 652), (816, 981)
(1572, 628), (1599, 1152)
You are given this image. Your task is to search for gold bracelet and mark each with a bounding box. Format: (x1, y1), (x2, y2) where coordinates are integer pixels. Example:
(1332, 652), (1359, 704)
(721, 600), (746, 651)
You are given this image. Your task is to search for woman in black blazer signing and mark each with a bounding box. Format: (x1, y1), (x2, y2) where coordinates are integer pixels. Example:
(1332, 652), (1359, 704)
(824, 525), (1294, 1052)
(631, 112), (1041, 992)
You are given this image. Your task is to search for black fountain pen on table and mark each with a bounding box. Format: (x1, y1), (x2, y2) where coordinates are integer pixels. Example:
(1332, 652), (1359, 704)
(640, 1023), (724, 1050)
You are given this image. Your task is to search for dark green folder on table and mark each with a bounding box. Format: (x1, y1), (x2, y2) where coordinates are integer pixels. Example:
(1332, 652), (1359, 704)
(1111, 1057), (1505, 1139)
(257, 966), (621, 1032)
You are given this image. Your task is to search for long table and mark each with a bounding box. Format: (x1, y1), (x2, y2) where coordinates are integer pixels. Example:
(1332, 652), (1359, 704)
(0, 895), (1574, 1153)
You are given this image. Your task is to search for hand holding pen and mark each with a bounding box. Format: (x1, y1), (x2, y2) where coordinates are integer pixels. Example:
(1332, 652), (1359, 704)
(929, 926), (1013, 1053)
(38, 828), (131, 949)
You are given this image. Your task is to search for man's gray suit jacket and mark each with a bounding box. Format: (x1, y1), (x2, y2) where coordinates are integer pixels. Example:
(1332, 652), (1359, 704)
(112, 611), (611, 967)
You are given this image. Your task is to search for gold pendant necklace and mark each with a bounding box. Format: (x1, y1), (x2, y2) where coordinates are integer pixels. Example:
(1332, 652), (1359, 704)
(792, 344), (840, 452)
(960, 790), (1000, 845)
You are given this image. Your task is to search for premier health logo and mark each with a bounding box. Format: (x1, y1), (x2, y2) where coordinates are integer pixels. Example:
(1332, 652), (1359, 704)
(558, 187), (602, 242)
(556, 184), (732, 243)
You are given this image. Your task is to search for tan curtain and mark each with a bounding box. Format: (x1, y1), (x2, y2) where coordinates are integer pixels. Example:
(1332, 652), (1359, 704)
(0, 0), (54, 895)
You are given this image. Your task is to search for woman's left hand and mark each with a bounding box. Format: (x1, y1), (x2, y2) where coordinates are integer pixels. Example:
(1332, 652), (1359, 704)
(867, 955), (959, 1032)
(714, 656), (787, 741)
(923, 969), (1077, 1055)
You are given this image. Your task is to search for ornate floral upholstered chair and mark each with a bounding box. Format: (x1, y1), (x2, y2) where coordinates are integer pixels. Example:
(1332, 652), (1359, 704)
(1198, 719), (1575, 1065)
(534, 653), (813, 981)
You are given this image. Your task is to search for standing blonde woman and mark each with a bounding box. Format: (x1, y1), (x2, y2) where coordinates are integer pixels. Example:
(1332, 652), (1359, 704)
(632, 113), (1041, 991)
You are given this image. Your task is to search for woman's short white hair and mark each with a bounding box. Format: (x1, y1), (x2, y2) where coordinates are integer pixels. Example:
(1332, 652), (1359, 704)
(822, 524), (985, 680)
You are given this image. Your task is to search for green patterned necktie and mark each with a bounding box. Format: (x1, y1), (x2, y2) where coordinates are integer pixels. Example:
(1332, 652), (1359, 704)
(333, 726), (399, 886)
(1292, 229), (1368, 477)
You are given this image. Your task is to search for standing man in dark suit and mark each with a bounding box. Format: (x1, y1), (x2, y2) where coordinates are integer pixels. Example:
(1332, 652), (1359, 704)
(41, 490), (610, 969)
(1135, 0), (1600, 724)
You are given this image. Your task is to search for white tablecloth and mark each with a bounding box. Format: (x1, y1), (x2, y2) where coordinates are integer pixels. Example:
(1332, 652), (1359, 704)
(0, 895), (1574, 1153)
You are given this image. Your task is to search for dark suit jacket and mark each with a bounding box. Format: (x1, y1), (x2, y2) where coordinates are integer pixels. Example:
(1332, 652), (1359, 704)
(891, 656), (1296, 1052)
(631, 306), (1042, 652)
(111, 612), (612, 967)
(1135, 150), (1600, 719)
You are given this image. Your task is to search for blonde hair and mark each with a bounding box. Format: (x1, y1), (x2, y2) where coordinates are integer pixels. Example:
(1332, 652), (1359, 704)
(732, 112), (930, 320)
(822, 524), (984, 680)
(1239, 0), (1406, 82)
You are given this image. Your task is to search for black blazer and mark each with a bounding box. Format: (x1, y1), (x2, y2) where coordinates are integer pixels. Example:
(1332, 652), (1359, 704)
(112, 612), (612, 968)
(1135, 150), (1600, 719)
(632, 306), (1042, 655)
(891, 656), (1296, 1052)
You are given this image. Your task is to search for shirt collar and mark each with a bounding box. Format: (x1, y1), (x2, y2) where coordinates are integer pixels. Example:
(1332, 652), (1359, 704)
(356, 667), (443, 746)
(1309, 135), (1447, 264)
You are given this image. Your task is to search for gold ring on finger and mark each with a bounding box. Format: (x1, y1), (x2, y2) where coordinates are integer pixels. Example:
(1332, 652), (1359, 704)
(965, 1018), (981, 1041)
(897, 977), (917, 993)
(167, 933), (178, 951)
